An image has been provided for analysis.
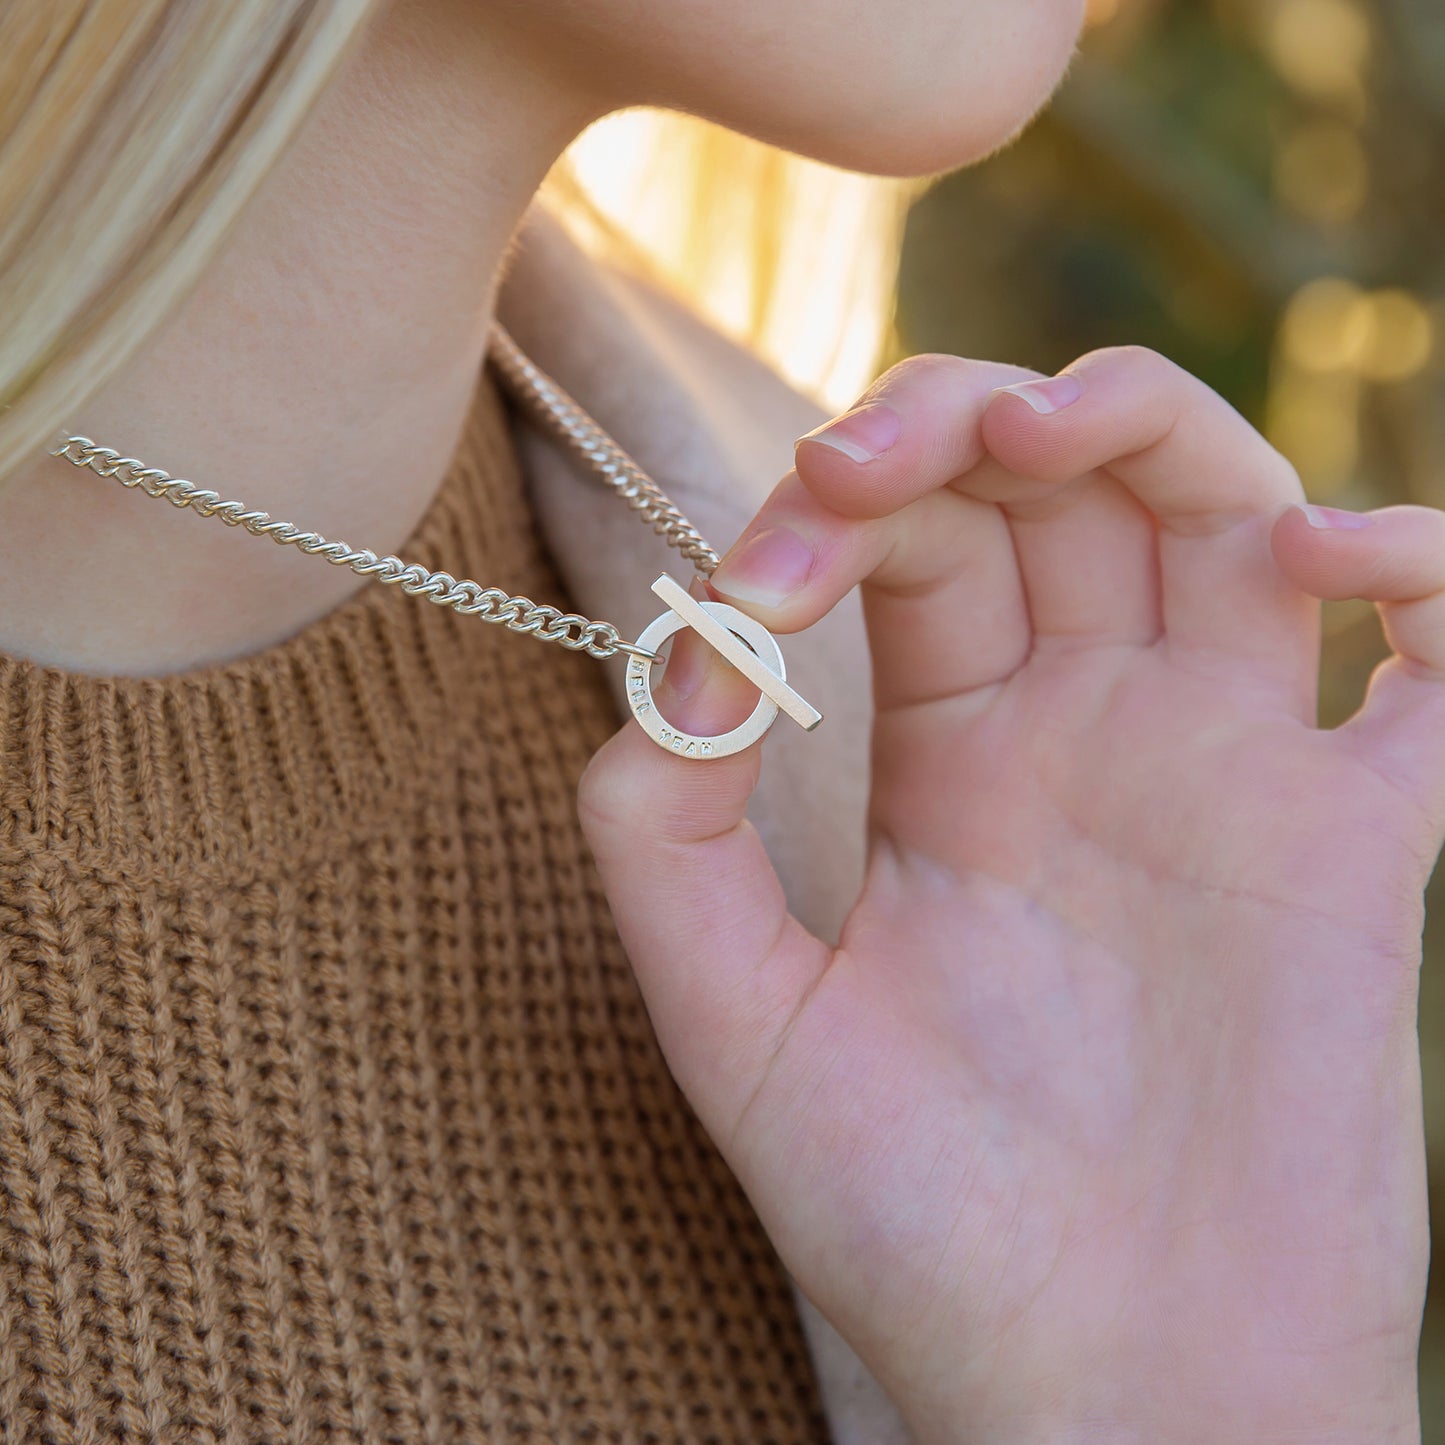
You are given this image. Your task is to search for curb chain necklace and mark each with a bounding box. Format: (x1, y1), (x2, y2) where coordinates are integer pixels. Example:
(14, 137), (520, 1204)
(48, 325), (821, 760)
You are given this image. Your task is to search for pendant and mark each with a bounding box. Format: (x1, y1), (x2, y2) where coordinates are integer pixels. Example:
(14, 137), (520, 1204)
(626, 574), (823, 759)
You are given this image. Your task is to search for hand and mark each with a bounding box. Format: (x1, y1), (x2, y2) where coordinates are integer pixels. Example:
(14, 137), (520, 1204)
(577, 346), (1440, 1443)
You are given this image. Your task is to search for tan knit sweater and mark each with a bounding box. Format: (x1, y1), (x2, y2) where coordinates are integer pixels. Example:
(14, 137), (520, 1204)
(0, 369), (830, 1443)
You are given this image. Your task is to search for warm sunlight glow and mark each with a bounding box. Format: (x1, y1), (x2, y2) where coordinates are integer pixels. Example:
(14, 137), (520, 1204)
(563, 112), (901, 410)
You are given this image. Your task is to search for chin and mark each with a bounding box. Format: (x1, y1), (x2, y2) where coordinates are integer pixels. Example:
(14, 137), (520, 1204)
(799, 95), (1063, 180)
(752, 0), (1086, 179)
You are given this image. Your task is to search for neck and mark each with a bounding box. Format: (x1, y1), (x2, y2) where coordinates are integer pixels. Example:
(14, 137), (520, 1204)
(0, 2), (602, 676)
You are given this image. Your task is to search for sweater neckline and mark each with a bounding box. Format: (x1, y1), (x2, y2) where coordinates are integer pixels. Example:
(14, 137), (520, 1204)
(0, 367), (529, 877)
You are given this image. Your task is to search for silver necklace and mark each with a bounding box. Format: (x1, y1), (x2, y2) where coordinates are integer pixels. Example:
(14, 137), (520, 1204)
(47, 325), (821, 760)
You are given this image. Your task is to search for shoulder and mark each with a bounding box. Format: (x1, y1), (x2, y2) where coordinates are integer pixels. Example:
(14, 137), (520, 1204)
(496, 206), (827, 515)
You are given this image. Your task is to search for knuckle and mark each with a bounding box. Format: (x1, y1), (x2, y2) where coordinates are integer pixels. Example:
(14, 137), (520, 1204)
(866, 351), (964, 394)
(1075, 343), (1175, 379)
(867, 351), (1044, 409)
(1260, 444), (1305, 499)
(892, 350), (963, 377)
(576, 739), (634, 840)
(869, 351), (990, 392)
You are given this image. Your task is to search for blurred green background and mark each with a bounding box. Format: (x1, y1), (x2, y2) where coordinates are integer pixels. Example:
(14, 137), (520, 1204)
(894, 0), (1445, 1426)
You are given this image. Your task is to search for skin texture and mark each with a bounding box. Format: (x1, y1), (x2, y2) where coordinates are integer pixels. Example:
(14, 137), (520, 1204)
(6, 0), (1435, 1436)
(580, 348), (1436, 1441)
(0, 0), (1083, 676)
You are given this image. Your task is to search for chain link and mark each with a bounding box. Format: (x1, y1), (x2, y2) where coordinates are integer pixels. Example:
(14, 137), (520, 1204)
(46, 327), (725, 663)
(488, 326), (720, 575)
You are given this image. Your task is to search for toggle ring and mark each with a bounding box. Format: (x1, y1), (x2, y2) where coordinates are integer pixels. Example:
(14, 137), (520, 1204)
(626, 602), (784, 759)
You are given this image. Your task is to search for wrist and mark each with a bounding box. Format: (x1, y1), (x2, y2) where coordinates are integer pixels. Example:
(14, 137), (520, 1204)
(900, 1362), (1421, 1445)
(910, 1406), (1421, 1445)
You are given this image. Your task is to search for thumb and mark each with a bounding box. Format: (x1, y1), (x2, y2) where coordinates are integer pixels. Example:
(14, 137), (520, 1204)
(577, 650), (833, 1143)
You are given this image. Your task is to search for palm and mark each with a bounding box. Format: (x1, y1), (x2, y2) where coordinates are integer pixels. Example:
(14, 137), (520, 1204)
(725, 641), (1429, 1435)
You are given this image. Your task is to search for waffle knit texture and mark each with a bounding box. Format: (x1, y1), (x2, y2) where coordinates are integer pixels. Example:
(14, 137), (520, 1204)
(0, 370), (831, 1444)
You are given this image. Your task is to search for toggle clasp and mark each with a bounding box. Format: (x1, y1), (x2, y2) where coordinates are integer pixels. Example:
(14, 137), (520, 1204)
(626, 574), (823, 759)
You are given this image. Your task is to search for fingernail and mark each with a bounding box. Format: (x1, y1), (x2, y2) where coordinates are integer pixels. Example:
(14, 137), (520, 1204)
(1300, 504), (1374, 531)
(994, 374), (1084, 415)
(710, 526), (816, 609)
(797, 402), (901, 463)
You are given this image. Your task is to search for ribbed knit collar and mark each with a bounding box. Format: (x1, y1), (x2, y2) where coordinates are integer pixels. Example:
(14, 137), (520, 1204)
(0, 370), (530, 877)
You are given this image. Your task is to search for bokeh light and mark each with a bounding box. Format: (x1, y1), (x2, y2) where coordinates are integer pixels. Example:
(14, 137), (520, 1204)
(1281, 277), (1375, 372)
(1363, 289), (1436, 383)
(1264, 0), (1372, 106)
(1275, 120), (1369, 223)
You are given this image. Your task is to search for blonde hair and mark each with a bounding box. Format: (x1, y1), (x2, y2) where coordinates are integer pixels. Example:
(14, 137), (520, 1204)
(0, 3), (907, 488)
(0, 1), (383, 485)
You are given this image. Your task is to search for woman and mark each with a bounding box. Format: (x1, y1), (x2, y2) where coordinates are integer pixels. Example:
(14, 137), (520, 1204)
(0, 1), (1433, 1440)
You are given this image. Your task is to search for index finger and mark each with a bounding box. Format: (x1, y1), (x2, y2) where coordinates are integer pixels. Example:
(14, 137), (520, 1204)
(708, 355), (1036, 713)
